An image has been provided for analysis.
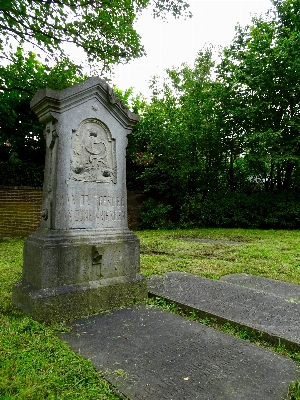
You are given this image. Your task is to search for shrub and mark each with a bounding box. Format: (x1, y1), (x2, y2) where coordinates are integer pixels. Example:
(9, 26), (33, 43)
(139, 198), (174, 230)
(179, 192), (300, 229)
(0, 161), (44, 187)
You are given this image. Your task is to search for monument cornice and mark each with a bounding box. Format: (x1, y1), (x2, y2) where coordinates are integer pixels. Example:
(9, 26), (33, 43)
(30, 76), (140, 129)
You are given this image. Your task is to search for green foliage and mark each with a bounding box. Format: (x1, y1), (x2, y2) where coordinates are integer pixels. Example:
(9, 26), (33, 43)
(0, 0), (191, 71)
(111, 86), (134, 109)
(0, 48), (85, 185)
(290, 380), (300, 400)
(111, 86), (148, 114)
(127, 1), (300, 229)
(218, 0), (300, 193)
(180, 192), (300, 229)
(127, 48), (226, 198)
(139, 198), (173, 229)
(0, 160), (44, 187)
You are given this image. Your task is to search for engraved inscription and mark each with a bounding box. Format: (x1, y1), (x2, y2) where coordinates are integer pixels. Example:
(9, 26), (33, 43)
(97, 196), (125, 207)
(56, 193), (126, 227)
(70, 118), (117, 183)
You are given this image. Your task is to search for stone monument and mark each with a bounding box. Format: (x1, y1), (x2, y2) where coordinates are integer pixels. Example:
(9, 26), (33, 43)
(12, 77), (147, 322)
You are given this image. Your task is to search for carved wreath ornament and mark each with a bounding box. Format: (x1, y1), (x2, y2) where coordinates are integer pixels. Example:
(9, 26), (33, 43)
(70, 118), (117, 183)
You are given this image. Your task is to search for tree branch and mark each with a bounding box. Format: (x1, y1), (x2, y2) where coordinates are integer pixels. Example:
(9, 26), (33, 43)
(0, 85), (33, 94)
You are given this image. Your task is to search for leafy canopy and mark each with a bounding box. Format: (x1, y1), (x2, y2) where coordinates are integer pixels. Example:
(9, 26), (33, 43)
(218, 0), (300, 193)
(0, 0), (191, 70)
(126, 0), (300, 229)
(0, 48), (86, 165)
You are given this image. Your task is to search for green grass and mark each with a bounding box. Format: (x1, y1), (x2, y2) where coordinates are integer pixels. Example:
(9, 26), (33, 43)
(138, 228), (300, 283)
(138, 228), (300, 399)
(1, 229), (300, 398)
(0, 237), (121, 400)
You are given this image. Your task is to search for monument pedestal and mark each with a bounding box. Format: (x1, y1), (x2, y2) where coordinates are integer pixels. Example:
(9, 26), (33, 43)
(13, 228), (147, 322)
(12, 78), (148, 322)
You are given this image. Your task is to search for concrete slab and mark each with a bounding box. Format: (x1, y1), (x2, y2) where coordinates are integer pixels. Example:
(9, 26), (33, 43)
(221, 273), (300, 303)
(59, 305), (299, 400)
(148, 272), (300, 350)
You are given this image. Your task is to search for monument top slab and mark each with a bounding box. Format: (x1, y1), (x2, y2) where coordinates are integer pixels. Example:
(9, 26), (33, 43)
(148, 272), (300, 350)
(31, 76), (139, 129)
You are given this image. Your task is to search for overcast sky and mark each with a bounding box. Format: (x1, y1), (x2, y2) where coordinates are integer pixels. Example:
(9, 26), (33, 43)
(111, 0), (272, 98)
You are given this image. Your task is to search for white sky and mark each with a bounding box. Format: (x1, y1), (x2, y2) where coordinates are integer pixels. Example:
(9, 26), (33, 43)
(111, 0), (272, 98)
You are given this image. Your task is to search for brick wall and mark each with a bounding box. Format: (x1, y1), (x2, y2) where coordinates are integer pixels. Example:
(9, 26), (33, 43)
(0, 187), (43, 237)
(0, 187), (144, 237)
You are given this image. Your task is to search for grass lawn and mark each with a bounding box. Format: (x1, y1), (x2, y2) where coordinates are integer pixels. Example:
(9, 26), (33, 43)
(1, 229), (300, 398)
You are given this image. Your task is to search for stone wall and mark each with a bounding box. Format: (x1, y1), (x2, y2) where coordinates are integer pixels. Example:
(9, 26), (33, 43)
(0, 187), (144, 237)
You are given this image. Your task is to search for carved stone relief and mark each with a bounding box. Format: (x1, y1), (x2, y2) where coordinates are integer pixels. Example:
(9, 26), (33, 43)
(44, 119), (58, 194)
(70, 118), (117, 183)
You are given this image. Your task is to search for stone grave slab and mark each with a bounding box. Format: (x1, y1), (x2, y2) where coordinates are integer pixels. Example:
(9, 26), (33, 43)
(179, 238), (243, 245)
(148, 272), (300, 350)
(221, 273), (300, 302)
(59, 305), (299, 400)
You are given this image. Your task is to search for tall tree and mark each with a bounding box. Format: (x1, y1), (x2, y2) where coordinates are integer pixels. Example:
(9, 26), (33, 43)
(0, 48), (85, 165)
(218, 0), (300, 193)
(0, 0), (191, 73)
(127, 48), (229, 198)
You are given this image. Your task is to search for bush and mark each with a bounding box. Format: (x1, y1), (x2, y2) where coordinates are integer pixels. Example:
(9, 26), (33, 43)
(0, 160), (44, 187)
(179, 192), (300, 229)
(139, 198), (174, 230)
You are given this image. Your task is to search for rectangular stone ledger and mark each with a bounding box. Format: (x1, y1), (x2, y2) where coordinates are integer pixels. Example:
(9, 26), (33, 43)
(12, 77), (147, 322)
(60, 306), (300, 400)
(148, 272), (300, 351)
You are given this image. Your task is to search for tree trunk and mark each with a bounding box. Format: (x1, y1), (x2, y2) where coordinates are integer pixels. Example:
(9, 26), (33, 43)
(282, 161), (295, 192)
(276, 164), (282, 193)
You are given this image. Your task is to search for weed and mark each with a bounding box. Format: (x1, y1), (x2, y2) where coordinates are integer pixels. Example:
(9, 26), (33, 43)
(113, 369), (129, 379)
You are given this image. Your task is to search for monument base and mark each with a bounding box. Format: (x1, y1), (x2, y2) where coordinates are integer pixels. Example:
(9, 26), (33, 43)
(12, 228), (148, 322)
(12, 274), (147, 323)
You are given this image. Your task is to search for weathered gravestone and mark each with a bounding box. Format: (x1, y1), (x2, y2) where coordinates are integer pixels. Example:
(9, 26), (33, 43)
(12, 77), (147, 322)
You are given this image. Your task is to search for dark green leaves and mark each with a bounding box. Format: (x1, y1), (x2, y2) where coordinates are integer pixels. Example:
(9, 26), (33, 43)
(218, 0), (300, 193)
(0, 48), (85, 169)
